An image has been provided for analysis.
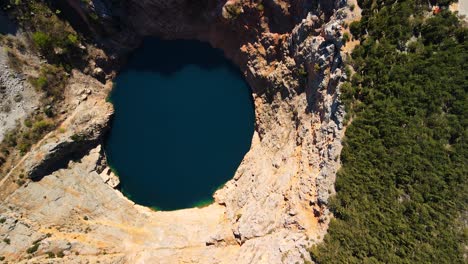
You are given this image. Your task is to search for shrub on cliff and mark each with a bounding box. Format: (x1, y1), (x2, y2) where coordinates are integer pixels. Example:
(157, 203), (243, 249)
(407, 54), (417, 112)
(26, 243), (39, 254)
(222, 2), (243, 20)
(342, 32), (350, 42)
(32, 120), (54, 135)
(31, 64), (68, 101)
(32, 31), (51, 51)
(1, 115), (55, 156)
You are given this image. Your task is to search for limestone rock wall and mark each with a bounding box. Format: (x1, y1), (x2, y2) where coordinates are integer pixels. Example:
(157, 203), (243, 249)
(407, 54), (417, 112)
(0, 0), (352, 263)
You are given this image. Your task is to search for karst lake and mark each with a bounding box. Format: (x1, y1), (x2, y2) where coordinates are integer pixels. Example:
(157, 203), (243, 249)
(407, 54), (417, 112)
(105, 38), (255, 211)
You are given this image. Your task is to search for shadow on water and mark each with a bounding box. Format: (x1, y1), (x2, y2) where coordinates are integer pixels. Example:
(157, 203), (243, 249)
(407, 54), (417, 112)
(124, 38), (240, 76)
(105, 38), (255, 211)
(0, 11), (17, 35)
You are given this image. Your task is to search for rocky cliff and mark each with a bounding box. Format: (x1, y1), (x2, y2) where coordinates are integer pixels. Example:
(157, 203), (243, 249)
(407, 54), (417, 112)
(0, 0), (359, 263)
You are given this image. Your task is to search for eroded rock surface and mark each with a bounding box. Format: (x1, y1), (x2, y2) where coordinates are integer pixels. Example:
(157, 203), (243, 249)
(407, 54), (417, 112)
(0, 48), (39, 142)
(0, 0), (354, 263)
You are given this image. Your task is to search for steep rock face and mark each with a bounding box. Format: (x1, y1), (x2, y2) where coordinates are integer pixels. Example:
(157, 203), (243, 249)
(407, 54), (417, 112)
(213, 13), (347, 249)
(0, 1), (352, 263)
(126, 0), (344, 60)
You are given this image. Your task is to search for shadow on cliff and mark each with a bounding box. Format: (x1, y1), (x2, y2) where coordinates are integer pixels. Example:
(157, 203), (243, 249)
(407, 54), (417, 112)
(121, 38), (242, 77)
(29, 141), (101, 182)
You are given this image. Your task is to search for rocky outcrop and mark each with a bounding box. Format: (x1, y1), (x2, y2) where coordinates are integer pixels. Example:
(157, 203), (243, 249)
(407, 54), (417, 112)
(23, 92), (113, 180)
(0, 0), (353, 263)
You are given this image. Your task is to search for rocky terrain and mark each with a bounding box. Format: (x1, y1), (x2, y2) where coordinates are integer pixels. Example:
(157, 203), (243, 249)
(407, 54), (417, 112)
(0, 0), (360, 263)
(0, 48), (39, 143)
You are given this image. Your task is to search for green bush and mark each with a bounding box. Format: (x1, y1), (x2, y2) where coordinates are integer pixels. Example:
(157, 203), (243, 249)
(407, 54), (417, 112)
(349, 21), (361, 38)
(313, 63), (321, 72)
(16, 179), (26, 186)
(26, 243), (39, 254)
(33, 76), (47, 90)
(297, 66), (307, 77)
(66, 33), (78, 45)
(71, 134), (86, 142)
(32, 31), (51, 51)
(18, 142), (31, 155)
(224, 3), (243, 19)
(32, 120), (54, 135)
(4, 132), (17, 147)
(24, 118), (32, 127)
(342, 32), (350, 42)
(257, 3), (264, 11)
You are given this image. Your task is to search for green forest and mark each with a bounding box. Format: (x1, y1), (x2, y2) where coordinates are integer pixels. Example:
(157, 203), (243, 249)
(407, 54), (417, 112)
(311, 0), (467, 263)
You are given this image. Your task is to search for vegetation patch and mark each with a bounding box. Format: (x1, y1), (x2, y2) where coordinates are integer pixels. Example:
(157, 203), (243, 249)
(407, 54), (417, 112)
(1, 114), (56, 156)
(26, 243), (39, 254)
(2, 0), (86, 69)
(257, 3), (265, 12)
(71, 133), (86, 142)
(223, 2), (243, 20)
(342, 32), (350, 43)
(56, 251), (65, 258)
(30, 64), (68, 101)
(5, 48), (24, 72)
(310, 1), (467, 263)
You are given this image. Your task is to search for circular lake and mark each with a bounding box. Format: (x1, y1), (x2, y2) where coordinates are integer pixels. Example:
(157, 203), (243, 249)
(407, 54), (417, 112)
(105, 38), (255, 211)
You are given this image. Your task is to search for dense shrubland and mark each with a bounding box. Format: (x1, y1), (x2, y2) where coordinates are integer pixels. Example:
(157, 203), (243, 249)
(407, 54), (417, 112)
(311, 0), (467, 263)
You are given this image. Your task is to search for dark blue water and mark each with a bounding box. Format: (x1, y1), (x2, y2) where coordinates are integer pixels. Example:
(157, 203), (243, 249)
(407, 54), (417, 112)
(0, 11), (17, 35)
(105, 38), (255, 211)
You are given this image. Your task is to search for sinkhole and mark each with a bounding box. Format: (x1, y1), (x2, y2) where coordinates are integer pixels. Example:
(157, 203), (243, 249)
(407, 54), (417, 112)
(104, 38), (255, 211)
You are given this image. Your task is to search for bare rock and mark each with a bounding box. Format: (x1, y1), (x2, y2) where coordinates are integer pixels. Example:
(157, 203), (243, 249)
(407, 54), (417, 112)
(99, 167), (120, 188)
